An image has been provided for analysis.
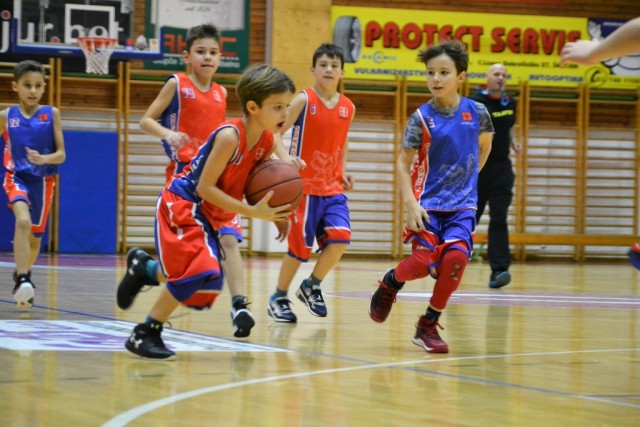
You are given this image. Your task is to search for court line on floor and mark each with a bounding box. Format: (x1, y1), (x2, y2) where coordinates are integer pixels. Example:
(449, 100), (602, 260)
(102, 347), (639, 427)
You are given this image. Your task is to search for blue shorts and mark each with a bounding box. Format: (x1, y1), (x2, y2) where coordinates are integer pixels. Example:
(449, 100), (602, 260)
(403, 209), (476, 259)
(3, 172), (55, 237)
(287, 193), (351, 261)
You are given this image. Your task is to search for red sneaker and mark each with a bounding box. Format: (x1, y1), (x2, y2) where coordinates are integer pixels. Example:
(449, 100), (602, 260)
(369, 272), (400, 323)
(412, 316), (449, 353)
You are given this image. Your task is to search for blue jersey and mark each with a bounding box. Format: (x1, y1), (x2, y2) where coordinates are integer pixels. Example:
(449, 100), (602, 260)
(3, 105), (58, 177)
(405, 97), (492, 211)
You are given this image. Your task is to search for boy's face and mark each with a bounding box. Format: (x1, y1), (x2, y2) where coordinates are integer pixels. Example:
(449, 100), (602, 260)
(311, 54), (344, 86)
(425, 54), (465, 98)
(248, 91), (294, 134)
(183, 37), (221, 79)
(12, 71), (46, 107)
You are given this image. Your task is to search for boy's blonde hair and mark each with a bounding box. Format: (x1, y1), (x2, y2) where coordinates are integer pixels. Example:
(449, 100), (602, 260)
(236, 64), (295, 114)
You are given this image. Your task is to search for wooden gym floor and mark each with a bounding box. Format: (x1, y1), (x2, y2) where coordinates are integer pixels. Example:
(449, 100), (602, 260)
(0, 252), (638, 426)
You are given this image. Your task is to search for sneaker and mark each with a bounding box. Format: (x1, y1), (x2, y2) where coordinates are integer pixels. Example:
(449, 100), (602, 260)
(412, 316), (449, 354)
(489, 271), (511, 289)
(369, 270), (401, 323)
(125, 322), (176, 360)
(12, 273), (35, 310)
(230, 298), (255, 338)
(295, 280), (327, 317)
(117, 247), (159, 310)
(268, 296), (297, 323)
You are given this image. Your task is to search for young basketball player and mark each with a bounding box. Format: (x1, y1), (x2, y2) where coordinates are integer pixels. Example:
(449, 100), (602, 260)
(368, 40), (493, 353)
(1, 60), (66, 309)
(267, 43), (355, 323)
(123, 64), (295, 360)
(119, 24), (255, 338)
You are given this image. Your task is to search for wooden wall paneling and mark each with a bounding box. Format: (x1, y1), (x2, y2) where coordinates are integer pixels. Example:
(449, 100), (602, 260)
(340, 78), (403, 257)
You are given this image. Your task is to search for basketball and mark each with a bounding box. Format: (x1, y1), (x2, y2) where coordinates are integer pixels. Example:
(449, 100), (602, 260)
(244, 159), (303, 210)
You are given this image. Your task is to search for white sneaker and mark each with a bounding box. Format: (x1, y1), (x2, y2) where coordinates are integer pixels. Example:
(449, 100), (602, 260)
(13, 280), (35, 310)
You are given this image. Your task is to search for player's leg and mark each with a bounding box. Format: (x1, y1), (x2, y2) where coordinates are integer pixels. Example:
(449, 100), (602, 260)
(412, 211), (474, 354)
(125, 194), (223, 360)
(268, 197), (311, 323)
(487, 163), (514, 288)
(295, 195), (351, 317)
(218, 216), (255, 338)
(10, 200), (35, 308)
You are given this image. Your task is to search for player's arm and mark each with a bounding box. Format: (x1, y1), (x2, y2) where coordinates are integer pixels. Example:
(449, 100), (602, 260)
(397, 147), (428, 231)
(139, 77), (190, 147)
(478, 132), (492, 171)
(273, 92), (307, 169)
(195, 128), (290, 222)
(26, 107), (66, 165)
(341, 106), (356, 190)
(560, 17), (640, 66)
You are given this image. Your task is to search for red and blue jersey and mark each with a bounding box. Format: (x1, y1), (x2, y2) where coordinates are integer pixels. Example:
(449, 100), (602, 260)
(3, 105), (58, 177)
(168, 117), (274, 230)
(288, 88), (354, 196)
(409, 97), (483, 211)
(159, 73), (226, 163)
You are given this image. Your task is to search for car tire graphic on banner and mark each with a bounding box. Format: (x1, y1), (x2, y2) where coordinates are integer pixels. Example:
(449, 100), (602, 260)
(333, 16), (361, 63)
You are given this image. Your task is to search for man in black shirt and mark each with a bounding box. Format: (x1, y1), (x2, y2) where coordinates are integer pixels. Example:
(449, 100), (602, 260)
(470, 63), (521, 288)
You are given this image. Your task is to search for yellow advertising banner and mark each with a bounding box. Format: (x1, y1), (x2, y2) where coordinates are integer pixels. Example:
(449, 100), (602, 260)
(331, 6), (640, 89)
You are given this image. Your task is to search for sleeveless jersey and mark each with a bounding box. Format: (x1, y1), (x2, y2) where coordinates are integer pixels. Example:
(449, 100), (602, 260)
(288, 88), (354, 196)
(168, 117), (274, 229)
(3, 105), (58, 177)
(159, 73), (226, 163)
(411, 97), (480, 211)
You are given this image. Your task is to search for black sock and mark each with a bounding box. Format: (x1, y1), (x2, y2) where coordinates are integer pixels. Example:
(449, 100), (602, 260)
(425, 307), (441, 322)
(385, 269), (404, 289)
(232, 295), (246, 307)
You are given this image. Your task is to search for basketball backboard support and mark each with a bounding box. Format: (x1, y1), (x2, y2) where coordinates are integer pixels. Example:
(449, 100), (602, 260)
(10, 0), (163, 60)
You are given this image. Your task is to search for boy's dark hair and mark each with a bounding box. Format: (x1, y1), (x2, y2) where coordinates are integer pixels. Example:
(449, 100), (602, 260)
(312, 43), (345, 69)
(185, 23), (221, 52)
(13, 60), (46, 81)
(418, 39), (469, 74)
(236, 64), (295, 115)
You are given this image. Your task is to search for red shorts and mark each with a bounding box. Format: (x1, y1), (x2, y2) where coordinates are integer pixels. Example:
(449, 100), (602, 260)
(156, 190), (223, 303)
(4, 172), (55, 237)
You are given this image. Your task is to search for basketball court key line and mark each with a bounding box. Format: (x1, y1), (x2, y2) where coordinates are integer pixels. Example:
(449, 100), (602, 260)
(102, 347), (640, 427)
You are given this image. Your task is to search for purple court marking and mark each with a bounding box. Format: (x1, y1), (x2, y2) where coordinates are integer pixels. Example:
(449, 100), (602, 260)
(329, 291), (640, 310)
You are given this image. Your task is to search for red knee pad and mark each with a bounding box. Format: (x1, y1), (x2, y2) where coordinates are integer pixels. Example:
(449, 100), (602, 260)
(395, 245), (433, 282)
(430, 248), (469, 310)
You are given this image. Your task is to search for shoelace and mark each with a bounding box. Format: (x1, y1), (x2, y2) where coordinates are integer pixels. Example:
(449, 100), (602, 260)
(418, 318), (444, 339)
(378, 282), (397, 305)
(276, 299), (293, 313)
(309, 288), (325, 306)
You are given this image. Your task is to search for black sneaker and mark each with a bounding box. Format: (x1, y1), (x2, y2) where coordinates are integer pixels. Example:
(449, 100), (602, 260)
(295, 279), (327, 317)
(12, 273), (35, 310)
(125, 322), (176, 360)
(267, 296), (297, 323)
(230, 297), (255, 338)
(489, 271), (511, 289)
(117, 247), (159, 310)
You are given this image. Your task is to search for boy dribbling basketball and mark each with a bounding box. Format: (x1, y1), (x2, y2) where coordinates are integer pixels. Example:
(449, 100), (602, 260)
(123, 64), (295, 360)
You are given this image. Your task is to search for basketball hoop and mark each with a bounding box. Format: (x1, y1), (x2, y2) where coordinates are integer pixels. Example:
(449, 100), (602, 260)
(77, 37), (117, 75)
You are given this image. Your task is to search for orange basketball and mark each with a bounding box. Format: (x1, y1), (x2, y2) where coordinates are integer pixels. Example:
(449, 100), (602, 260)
(244, 159), (303, 210)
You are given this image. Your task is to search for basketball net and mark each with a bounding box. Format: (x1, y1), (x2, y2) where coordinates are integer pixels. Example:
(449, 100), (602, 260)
(77, 37), (117, 75)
